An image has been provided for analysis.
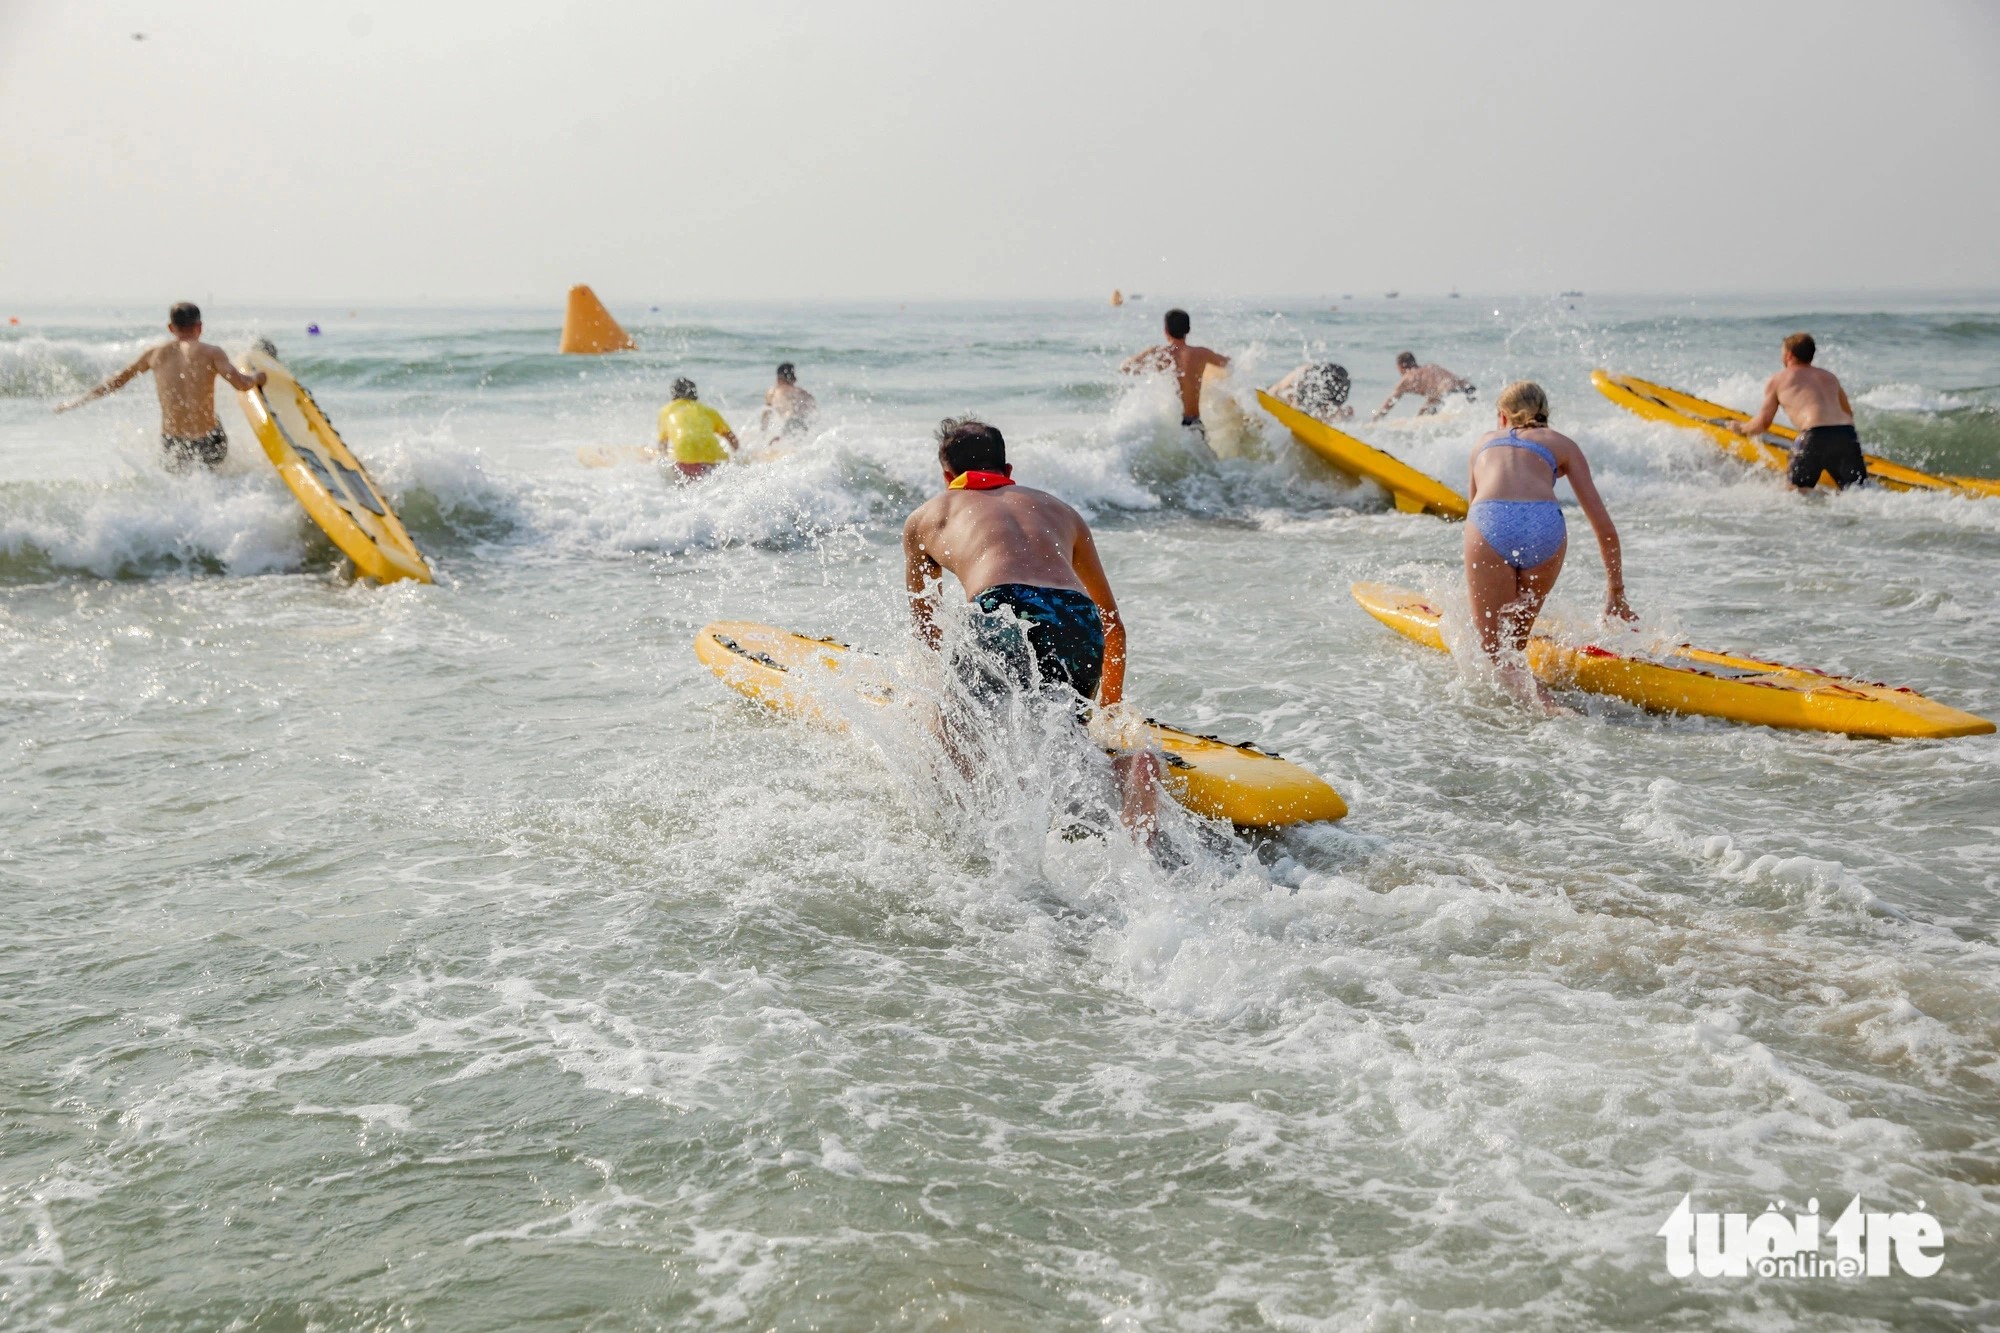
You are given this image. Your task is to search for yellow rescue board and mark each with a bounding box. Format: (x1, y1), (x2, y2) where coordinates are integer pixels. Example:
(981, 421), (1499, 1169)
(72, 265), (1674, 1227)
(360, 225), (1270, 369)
(578, 445), (660, 468)
(237, 346), (432, 584)
(694, 621), (1349, 827)
(1592, 370), (2000, 499)
(1256, 390), (1468, 519)
(578, 444), (793, 469)
(1351, 582), (1992, 740)
(1197, 364), (1260, 459)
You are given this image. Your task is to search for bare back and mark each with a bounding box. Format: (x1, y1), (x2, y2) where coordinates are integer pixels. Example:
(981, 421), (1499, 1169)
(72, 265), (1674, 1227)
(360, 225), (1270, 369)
(767, 381), (817, 418)
(1467, 425), (1578, 503)
(145, 339), (236, 436)
(1768, 364), (1853, 431)
(1124, 340), (1229, 417)
(1406, 364), (1466, 401)
(903, 486), (1092, 600)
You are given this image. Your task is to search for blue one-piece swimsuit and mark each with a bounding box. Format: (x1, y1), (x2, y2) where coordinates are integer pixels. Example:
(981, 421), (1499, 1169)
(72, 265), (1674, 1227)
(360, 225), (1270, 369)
(1468, 430), (1567, 570)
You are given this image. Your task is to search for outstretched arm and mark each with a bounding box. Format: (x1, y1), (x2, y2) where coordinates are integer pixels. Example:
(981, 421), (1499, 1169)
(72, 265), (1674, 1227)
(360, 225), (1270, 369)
(209, 346), (265, 393)
(1563, 449), (1634, 621)
(1120, 346), (1167, 375)
(53, 349), (151, 413)
(1371, 375), (1410, 422)
(1729, 378), (1781, 436)
(1068, 521), (1126, 706)
(902, 514), (945, 649)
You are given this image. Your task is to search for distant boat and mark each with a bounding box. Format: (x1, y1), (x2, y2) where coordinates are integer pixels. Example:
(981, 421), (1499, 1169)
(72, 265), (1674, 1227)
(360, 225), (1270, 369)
(1448, 290), (1461, 299)
(1384, 291), (1400, 299)
(1560, 290), (1585, 298)
(1341, 294), (1353, 300)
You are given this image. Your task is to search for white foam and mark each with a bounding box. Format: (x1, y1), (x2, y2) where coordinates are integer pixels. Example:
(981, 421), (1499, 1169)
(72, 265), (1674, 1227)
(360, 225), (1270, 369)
(0, 472), (309, 577)
(1855, 381), (1965, 414)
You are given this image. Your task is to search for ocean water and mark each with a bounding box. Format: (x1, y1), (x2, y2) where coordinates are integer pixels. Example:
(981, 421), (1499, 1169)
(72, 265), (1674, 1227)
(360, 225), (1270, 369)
(2, 294), (1997, 1330)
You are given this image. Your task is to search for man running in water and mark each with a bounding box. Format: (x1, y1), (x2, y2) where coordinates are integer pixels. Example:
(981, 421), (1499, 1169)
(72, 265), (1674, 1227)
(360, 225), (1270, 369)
(657, 378), (739, 481)
(53, 303), (267, 472)
(758, 362), (818, 441)
(902, 418), (1161, 838)
(1371, 351), (1476, 421)
(1120, 308), (1229, 445)
(1725, 333), (1866, 492)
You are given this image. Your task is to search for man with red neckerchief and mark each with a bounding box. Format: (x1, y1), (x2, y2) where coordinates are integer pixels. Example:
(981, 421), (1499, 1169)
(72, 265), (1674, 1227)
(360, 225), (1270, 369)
(902, 418), (1160, 837)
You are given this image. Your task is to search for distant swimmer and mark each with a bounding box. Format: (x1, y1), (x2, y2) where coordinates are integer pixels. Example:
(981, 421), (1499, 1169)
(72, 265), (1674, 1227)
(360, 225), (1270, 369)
(1120, 308), (1229, 445)
(52, 302), (267, 473)
(657, 377), (739, 482)
(1465, 382), (1634, 713)
(1268, 362), (1354, 423)
(902, 418), (1161, 839)
(1724, 333), (1865, 492)
(758, 362), (818, 441)
(1371, 351), (1476, 421)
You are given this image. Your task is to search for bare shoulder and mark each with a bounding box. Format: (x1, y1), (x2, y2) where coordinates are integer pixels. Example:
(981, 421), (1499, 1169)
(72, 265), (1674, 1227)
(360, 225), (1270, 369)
(1524, 425), (1585, 461)
(1024, 485), (1089, 532)
(904, 495), (943, 534)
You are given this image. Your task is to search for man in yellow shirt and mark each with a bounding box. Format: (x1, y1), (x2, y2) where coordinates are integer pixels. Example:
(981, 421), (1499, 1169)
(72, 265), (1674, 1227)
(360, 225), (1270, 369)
(657, 378), (739, 481)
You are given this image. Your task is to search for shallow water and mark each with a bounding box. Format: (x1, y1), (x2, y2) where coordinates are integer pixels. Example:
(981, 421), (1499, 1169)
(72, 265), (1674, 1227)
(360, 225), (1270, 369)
(3, 294), (1997, 1329)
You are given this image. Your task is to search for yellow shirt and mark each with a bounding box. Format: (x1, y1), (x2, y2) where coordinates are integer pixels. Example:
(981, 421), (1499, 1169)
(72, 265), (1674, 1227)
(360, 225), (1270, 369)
(657, 399), (734, 465)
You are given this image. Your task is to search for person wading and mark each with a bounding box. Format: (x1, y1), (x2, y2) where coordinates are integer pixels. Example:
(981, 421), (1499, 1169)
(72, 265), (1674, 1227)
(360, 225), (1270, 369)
(53, 302), (267, 473)
(1724, 332), (1867, 492)
(902, 418), (1162, 840)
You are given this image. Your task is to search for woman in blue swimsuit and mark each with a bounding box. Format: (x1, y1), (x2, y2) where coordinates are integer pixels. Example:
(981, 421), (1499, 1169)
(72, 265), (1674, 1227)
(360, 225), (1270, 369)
(1465, 381), (1635, 710)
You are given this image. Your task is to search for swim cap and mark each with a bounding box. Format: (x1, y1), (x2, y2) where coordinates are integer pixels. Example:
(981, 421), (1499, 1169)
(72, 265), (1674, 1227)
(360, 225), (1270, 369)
(671, 377), (697, 400)
(1297, 362), (1351, 415)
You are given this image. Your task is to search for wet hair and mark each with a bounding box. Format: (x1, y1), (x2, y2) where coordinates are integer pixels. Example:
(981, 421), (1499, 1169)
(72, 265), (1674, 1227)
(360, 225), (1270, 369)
(1783, 332), (1816, 364)
(1296, 362), (1351, 416)
(1497, 380), (1551, 428)
(169, 302), (201, 330)
(936, 417), (1007, 474)
(1164, 308), (1191, 339)
(1396, 350), (1418, 371)
(671, 377), (697, 400)
(776, 362), (796, 383)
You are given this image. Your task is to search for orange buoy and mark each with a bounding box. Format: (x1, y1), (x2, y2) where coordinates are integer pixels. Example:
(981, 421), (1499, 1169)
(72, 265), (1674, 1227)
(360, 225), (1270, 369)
(559, 285), (636, 354)
(1110, 289), (1124, 307)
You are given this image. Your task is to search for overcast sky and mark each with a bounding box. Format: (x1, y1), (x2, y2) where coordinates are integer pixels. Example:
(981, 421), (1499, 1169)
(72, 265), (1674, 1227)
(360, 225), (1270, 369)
(3, 0), (1997, 304)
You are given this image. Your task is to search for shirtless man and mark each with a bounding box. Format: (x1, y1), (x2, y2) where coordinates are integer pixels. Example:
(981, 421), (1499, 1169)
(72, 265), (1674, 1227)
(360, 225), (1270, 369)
(1371, 351), (1476, 421)
(1724, 332), (1866, 492)
(758, 362), (818, 441)
(903, 418), (1160, 838)
(1269, 361), (1354, 422)
(53, 303), (266, 472)
(1120, 308), (1229, 443)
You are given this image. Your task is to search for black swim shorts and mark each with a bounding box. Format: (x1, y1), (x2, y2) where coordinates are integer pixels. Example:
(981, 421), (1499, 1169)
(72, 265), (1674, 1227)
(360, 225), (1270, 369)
(1788, 424), (1869, 490)
(960, 583), (1105, 710)
(161, 426), (228, 473)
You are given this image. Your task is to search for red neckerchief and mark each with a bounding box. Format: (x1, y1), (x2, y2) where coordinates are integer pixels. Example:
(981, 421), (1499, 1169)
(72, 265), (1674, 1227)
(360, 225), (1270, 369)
(947, 471), (1015, 491)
